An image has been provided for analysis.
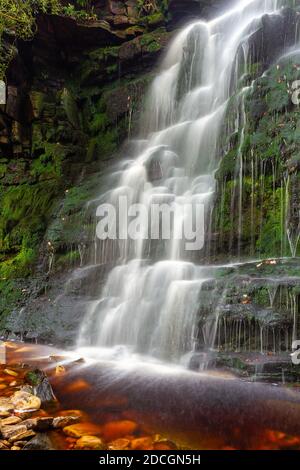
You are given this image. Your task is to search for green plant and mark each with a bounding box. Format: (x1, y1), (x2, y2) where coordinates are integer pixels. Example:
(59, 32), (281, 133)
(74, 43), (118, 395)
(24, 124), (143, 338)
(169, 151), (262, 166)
(62, 3), (97, 21)
(0, 0), (62, 79)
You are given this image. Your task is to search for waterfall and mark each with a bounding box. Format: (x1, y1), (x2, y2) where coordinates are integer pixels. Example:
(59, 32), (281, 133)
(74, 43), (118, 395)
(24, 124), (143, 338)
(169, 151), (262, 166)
(78, 0), (290, 363)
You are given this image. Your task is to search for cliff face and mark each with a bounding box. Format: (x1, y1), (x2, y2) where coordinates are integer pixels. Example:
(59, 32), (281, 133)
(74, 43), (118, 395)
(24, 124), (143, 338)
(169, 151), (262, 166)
(0, 0), (226, 335)
(212, 8), (300, 260)
(0, 1), (171, 323)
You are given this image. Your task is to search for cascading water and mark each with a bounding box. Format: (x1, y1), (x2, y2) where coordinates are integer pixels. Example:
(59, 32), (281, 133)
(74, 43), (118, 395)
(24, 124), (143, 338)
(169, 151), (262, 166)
(78, 0), (294, 363)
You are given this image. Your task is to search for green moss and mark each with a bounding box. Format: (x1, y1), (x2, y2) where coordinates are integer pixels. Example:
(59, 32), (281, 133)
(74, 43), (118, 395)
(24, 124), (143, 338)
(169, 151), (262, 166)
(256, 187), (288, 257)
(55, 249), (80, 270)
(139, 30), (166, 53)
(252, 287), (270, 307)
(106, 63), (118, 75)
(216, 148), (238, 180)
(0, 182), (60, 278)
(0, 246), (37, 279)
(0, 280), (23, 324)
(145, 12), (165, 27)
(61, 88), (81, 129)
(89, 113), (108, 134)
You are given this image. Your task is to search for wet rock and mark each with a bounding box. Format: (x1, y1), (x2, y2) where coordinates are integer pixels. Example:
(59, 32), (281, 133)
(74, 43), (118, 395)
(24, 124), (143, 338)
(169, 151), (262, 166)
(58, 409), (86, 419)
(22, 417), (53, 432)
(108, 438), (131, 450)
(9, 430), (35, 443)
(0, 441), (9, 449)
(20, 385), (34, 394)
(102, 420), (138, 441)
(0, 439), (11, 448)
(25, 369), (57, 405)
(0, 398), (14, 415)
(10, 391), (41, 412)
(74, 435), (105, 450)
(1, 424), (28, 440)
(23, 433), (54, 450)
(108, 0), (126, 16)
(63, 422), (102, 438)
(13, 440), (26, 447)
(55, 365), (65, 376)
(0, 416), (22, 426)
(153, 439), (178, 450)
(53, 415), (80, 429)
(3, 369), (18, 377)
(131, 437), (153, 450)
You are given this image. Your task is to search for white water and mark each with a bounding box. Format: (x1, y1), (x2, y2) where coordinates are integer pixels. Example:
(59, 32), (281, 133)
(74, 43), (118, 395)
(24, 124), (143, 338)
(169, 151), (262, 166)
(78, 0), (290, 363)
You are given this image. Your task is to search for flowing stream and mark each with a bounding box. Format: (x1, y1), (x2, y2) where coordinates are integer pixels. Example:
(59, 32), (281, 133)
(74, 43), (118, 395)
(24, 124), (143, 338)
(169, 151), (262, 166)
(78, 0), (294, 364)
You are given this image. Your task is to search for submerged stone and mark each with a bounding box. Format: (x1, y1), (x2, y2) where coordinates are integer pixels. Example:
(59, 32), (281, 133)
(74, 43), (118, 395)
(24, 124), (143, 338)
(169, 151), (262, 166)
(74, 435), (105, 450)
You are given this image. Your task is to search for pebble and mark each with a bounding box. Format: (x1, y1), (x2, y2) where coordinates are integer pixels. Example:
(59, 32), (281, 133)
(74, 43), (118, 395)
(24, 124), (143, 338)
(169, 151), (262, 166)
(74, 435), (105, 450)
(9, 430), (36, 443)
(63, 422), (101, 438)
(1, 424), (28, 440)
(0, 440), (11, 447)
(153, 438), (178, 450)
(4, 369), (18, 378)
(55, 365), (65, 375)
(10, 391), (41, 412)
(53, 415), (80, 429)
(11, 446), (21, 450)
(108, 438), (131, 450)
(0, 441), (9, 450)
(0, 416), (22, 426)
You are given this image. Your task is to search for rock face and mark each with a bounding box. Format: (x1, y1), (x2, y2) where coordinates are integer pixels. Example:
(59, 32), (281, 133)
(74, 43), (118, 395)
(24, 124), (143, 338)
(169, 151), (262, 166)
(0, 1), (174, 339)
(211, 8), (300, 260)
(25, 369), (57, 405)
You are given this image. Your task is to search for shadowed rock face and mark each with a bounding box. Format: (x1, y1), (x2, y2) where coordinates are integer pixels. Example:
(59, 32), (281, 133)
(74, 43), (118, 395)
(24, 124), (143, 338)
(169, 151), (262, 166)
(168, 0), (230, 26)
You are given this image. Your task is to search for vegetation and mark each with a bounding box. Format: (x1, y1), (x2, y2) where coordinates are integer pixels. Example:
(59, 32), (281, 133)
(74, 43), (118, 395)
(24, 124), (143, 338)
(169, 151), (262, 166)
(0, 0), (102, 79)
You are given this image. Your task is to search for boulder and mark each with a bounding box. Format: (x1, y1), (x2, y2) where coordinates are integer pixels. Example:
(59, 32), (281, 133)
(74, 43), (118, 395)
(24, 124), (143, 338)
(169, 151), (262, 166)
(25, 369), (57, 405)
(1, 424), (28, 440)
(63, 422), (102, 438)
(108, 438), (131, 450)
(9, 430), (36, 443)
(0, 416), (22, 426)
(52, 415), (80, 429)
(74, 435), (105, 450)
(10, 391), (41, 412)
(23, 433), (54, 450)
